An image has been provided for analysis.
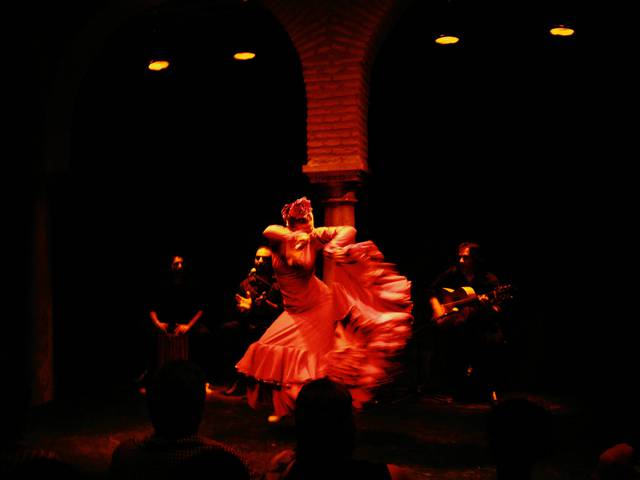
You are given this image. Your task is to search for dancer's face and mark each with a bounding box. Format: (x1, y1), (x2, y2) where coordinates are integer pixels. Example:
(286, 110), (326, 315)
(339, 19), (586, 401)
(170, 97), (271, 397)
(288, 213), (314, 233)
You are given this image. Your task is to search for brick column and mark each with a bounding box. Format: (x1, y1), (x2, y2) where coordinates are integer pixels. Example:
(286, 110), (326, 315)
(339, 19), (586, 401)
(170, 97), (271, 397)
(317, 179), (359, 283)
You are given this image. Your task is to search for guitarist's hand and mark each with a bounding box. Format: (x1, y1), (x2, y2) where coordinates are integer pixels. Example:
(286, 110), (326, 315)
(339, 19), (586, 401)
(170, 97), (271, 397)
(429, 297), (446, 321)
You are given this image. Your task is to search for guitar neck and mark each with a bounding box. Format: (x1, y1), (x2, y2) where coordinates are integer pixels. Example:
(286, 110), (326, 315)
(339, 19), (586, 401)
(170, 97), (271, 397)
(442, 294), (479, 309)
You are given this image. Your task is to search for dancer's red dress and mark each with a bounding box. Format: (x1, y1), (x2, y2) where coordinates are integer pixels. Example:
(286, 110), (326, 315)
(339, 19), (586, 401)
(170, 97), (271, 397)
(235, 225), (413, 416)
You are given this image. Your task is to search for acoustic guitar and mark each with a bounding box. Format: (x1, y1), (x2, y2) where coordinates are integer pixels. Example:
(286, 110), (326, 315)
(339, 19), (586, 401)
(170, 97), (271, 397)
(432, 284), (514, 326)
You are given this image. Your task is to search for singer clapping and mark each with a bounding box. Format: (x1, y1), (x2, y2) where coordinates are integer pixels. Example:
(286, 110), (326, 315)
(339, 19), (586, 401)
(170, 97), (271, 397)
(219, 246), (283, 396)
(234, 247), (283, 324)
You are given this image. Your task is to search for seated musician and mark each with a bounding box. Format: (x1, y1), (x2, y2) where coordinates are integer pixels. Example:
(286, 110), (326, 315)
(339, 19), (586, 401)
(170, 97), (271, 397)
(220, 246), (283, 395)
(427, 242), (509, 403)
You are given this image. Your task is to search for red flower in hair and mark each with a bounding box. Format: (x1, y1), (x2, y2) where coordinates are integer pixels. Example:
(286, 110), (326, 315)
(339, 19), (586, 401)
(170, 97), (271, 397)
(281, 197), (312, 222)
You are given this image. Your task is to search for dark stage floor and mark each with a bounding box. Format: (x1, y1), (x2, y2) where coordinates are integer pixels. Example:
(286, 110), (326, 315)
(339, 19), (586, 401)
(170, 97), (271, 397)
(23, 381), (609, 479)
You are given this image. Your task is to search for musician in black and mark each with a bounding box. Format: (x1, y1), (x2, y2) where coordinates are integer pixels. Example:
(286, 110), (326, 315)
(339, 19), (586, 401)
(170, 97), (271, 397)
(150, 255), (205, 336)
(427, 241), (508, 403)
(220, 246), (283, 395)
(146, 254), (212, 385)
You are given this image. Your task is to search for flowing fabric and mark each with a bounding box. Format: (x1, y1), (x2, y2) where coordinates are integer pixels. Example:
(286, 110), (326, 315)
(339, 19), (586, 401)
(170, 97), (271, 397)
(235, 225), (413, 416)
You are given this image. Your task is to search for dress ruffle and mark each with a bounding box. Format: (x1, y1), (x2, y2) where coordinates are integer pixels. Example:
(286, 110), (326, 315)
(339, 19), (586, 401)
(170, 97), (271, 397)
(237, 342), (323, 387)
(321, 241), (413, 408)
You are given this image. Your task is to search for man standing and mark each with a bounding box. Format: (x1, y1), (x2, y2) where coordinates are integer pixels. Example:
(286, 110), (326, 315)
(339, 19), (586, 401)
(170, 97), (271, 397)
(147, 254), (211, 386)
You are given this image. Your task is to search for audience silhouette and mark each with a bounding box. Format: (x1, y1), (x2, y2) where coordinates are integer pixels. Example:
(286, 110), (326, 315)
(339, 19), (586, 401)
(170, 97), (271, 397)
(265, 377), (413, 479)
(110, 360), (251, 479)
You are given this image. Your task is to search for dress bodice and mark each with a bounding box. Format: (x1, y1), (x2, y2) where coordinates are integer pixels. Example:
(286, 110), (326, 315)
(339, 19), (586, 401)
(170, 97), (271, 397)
(271, 234), (330, 314)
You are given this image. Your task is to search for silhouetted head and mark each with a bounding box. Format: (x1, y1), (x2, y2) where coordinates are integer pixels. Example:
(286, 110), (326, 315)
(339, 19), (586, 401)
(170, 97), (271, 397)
(294, 378), (356, 460)
(146, 360), (206, 439)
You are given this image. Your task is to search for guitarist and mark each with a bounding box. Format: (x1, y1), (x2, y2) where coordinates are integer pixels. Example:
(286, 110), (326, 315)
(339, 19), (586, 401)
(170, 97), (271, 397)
(427, 242), (507, 403)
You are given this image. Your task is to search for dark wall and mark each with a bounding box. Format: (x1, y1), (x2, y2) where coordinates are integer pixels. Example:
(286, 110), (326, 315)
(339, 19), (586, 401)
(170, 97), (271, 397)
(364, 0), (636, 407)
(46, 2), (309, 395)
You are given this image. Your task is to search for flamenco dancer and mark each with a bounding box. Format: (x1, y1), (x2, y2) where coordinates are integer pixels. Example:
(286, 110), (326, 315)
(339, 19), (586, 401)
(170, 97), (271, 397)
(235, 197), (413, 422)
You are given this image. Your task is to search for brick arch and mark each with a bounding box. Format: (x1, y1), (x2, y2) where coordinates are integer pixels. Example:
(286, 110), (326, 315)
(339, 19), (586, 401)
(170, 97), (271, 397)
(260, 0), (412, 182)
